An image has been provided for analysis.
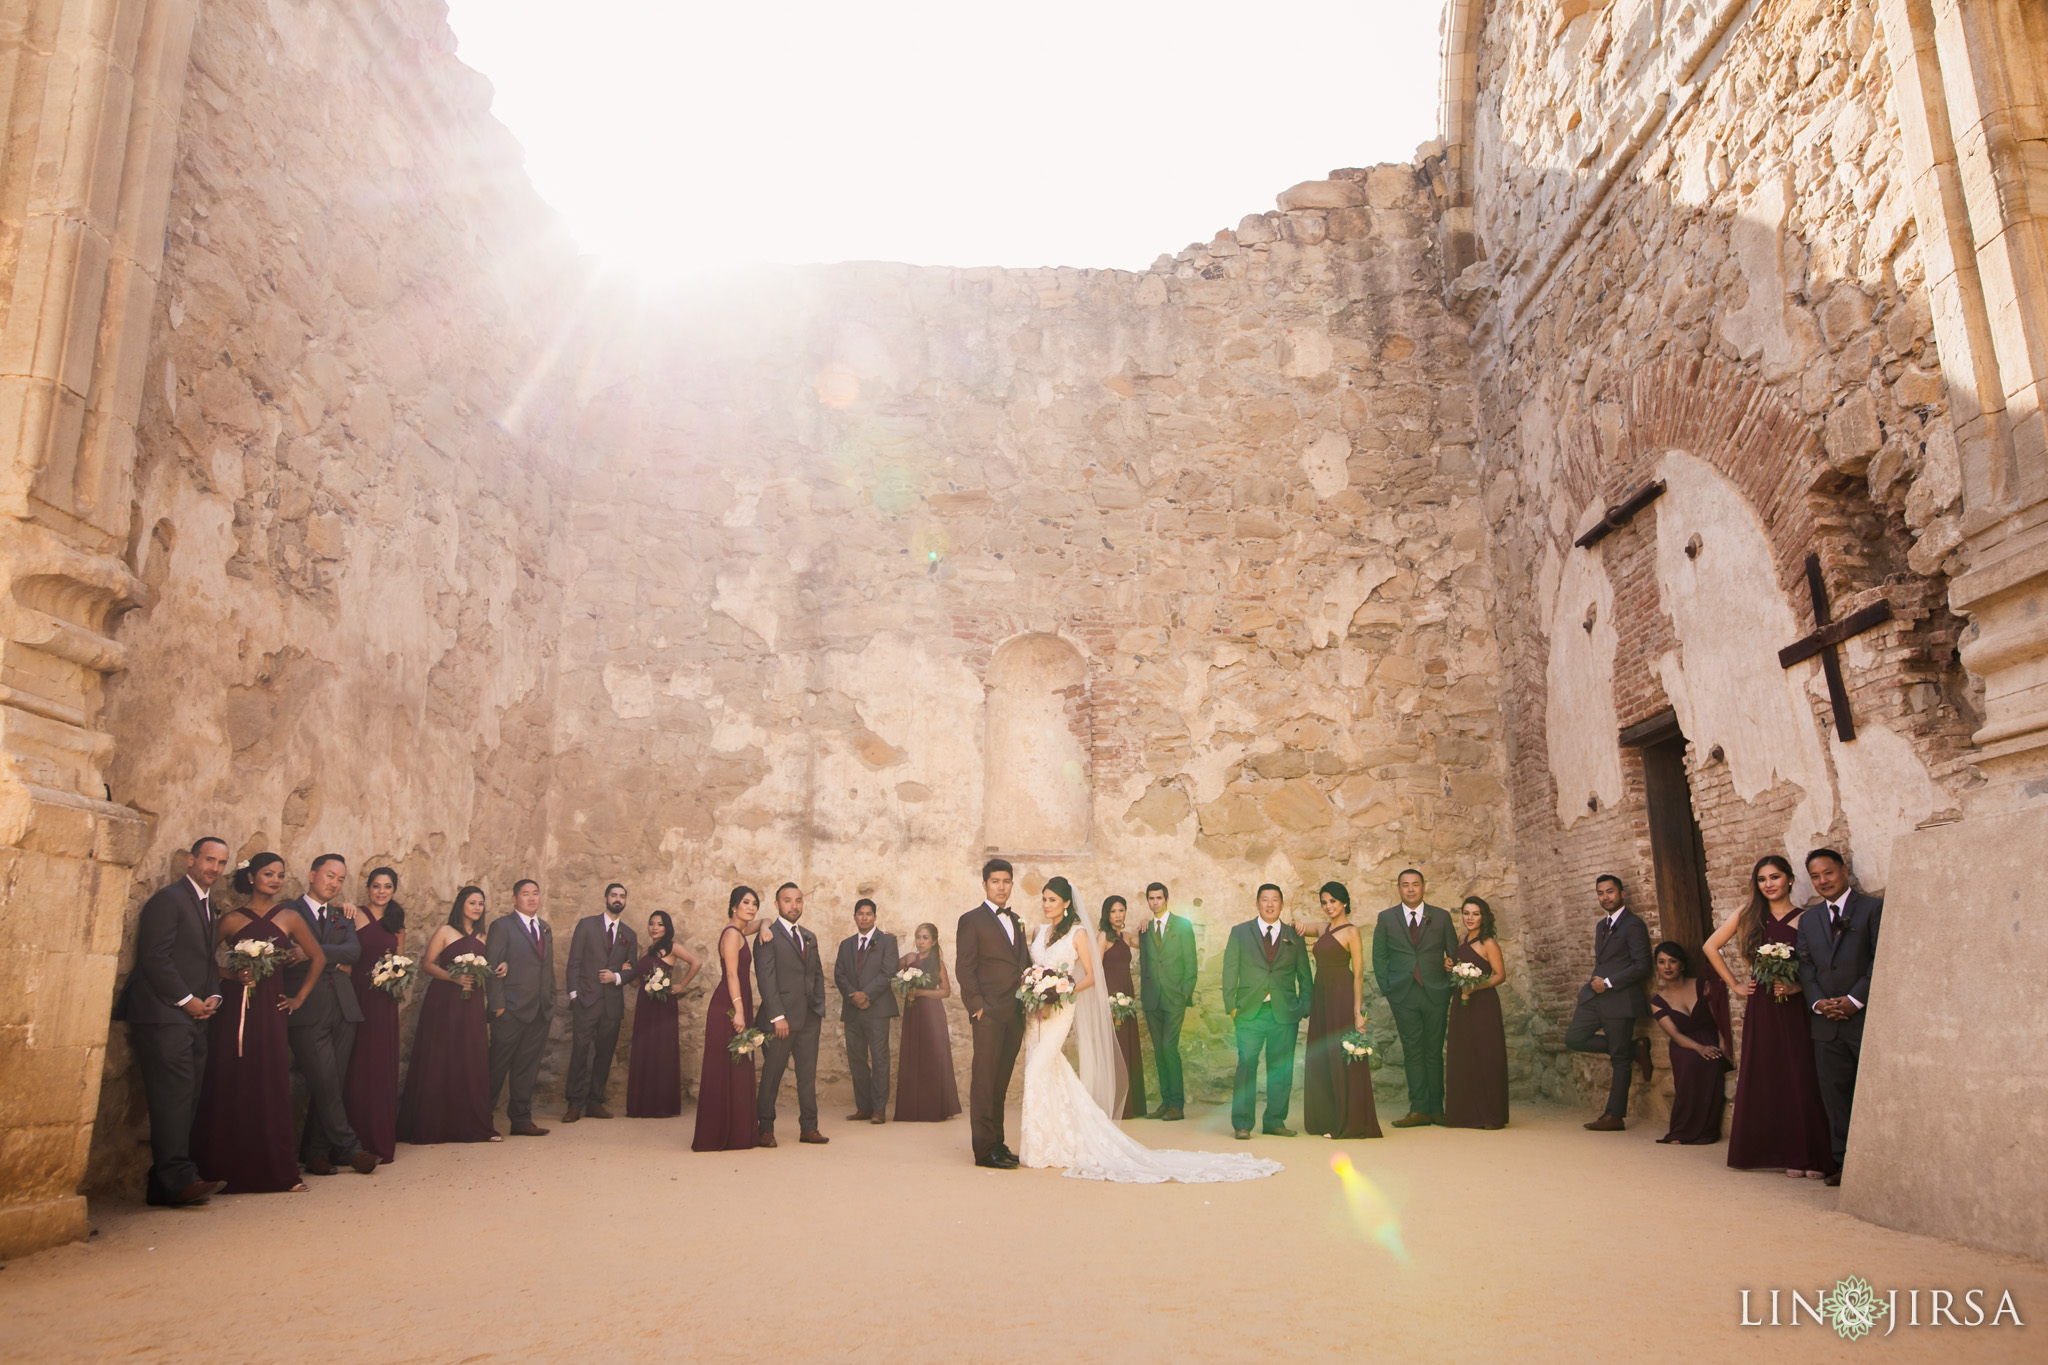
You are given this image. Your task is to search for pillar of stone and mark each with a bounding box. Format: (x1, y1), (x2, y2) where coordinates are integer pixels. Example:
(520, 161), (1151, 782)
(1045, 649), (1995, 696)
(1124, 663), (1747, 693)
(0, 0), (195, 1259)
(1847, 0), (2048, 1261)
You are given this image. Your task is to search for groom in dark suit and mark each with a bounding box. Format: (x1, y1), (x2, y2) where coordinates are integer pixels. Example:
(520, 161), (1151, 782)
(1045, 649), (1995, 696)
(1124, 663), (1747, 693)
(1371, 868), (1460, 1127)
(834, 897), (898, 1124)
(563, 882), (638, 1122)
(283, 853), (375, 1176)
(755, 882), (828, 1146)
(121, 836), (229, 1207)
(1138, 880), (1197, 1120)
(486, 878), (557, 1137)
(1221, 884), (1313, 1140)
(1564, 873), (1654, 1130)
(1797, 848), (1882, 1186)
(956, 858), (1028, 1168)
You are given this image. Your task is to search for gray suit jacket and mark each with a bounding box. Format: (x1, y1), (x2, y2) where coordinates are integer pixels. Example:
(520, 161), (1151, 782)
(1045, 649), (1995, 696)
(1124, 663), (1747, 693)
(1576, 908), (1651, 1019)
(567, 913), (638, 1022)
(834, 930), (900, 1022)
(1372, 903), (1459, 1003)
(121, 879), (220, 1025)
(756, 918), (826, 1028)
(1796, 890), (1882, 1041)
(1220, 919), (1313, 1020)
(280, 895), (362, 1028)
(485, 913), (557, 1023)
(1138, 913), (1197, 1014)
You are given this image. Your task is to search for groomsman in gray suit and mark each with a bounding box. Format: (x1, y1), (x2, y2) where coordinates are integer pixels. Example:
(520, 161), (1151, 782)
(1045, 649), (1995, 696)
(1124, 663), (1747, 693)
(1797, 848), (1882, 1186)
(563, 882), (638, 1122)
(284, 853), (376, 1176)
(756, 883), (828, 1146)
(1371, 868), (1460, 1128)
(1564, 873), (1654, 1130)
(486, 878), (557, 1137)
(834, 897), (898, 1124)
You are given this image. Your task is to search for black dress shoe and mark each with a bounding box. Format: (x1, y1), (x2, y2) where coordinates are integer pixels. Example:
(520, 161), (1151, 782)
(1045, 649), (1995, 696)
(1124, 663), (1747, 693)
(991, 1143), (1019, 1164)
(975, 1154), (1016, 1169)
(1824, 1171), (1842, 1187)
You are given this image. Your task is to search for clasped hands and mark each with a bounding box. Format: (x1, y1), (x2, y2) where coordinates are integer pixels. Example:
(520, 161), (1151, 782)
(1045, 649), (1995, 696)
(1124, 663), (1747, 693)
(1813, 996), (1860, 1021)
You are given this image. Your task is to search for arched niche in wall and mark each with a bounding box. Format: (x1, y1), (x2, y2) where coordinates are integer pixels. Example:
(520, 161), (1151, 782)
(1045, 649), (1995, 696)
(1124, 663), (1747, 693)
(983, 633), (1092, 855)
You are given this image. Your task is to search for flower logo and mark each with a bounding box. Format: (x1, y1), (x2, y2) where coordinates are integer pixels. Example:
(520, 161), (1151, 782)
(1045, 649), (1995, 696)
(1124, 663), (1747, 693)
(1820, 1276), (1889, 1341)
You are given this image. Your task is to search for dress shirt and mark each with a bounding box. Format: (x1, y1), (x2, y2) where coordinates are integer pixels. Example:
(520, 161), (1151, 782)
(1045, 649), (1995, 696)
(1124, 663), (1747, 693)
(1598, 906), (1625, 987)
(1815, 893), (1865, 1012)
(986, 901), (1015, 944)
(176, 877), (217, 1007)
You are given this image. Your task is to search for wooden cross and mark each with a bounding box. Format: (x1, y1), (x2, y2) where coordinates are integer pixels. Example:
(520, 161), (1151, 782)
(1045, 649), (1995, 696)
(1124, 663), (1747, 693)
(1777, 553), (1892, 742)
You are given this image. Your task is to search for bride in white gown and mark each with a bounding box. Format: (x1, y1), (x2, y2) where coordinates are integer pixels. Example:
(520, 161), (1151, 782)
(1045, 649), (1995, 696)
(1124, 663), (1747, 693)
(1019, 877), (1280, 1184)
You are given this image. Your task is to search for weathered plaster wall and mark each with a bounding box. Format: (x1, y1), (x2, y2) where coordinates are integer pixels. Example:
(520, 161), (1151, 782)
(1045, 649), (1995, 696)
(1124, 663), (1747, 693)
(544, 168), (1529, 1109)
(87, 0), (580, 1192)
(1454, 0), (1981, 1109)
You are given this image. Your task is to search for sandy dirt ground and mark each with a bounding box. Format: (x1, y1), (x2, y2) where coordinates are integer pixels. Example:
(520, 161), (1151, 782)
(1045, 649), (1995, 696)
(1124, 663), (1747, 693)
(2, 1089), (2039, 1364)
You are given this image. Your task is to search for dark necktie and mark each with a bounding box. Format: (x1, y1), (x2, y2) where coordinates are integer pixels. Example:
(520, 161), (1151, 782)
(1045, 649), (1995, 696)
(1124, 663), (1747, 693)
(199, 896), (212, 940)
(1830, 903), (1846, 937)
(1408, 913), (1422, 946)
(528, 918), (542, 954)
(857, 934), (870, 968)
(1262, 928), (1278, 964)
(792, 927), (805, 958)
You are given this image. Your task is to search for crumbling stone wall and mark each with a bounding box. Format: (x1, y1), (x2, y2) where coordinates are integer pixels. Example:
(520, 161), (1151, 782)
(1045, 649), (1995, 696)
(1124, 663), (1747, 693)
(545, 166), (1527, 1108)
(1452, 0), (1981, 1109)
(88, 0), (580, 1190)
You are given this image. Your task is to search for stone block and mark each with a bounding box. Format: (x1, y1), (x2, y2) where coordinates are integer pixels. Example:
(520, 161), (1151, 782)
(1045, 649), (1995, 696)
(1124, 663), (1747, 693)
(1276, 180), (1365, 211)
(1263, 780), (1335, 830)
(0, 1195), (87, 1261)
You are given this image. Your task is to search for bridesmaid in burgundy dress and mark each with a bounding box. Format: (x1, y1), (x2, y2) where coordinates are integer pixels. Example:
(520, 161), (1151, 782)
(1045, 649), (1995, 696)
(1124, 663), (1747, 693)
(1444, 896), (1510, 1129)
(397, 886), (501, 1145)
(1303, 882), (1382, 1139)
(192, 852), (324, 1194)
(893, 922), (961, 1122)
(342, 866), (406, 1163)
(693, 886), (763, 1152)
(1710, 854), (1834, 1178)
(1096, 896), (1147, 1118)
(1650, 942), (1732, 1144)
(627, 909), (702, 1118)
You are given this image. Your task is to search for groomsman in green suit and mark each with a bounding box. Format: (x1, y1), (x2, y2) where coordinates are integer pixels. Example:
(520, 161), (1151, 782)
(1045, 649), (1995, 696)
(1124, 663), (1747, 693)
(1373, 868), (1459, 1128)
(1221, 884), (1313, 1140)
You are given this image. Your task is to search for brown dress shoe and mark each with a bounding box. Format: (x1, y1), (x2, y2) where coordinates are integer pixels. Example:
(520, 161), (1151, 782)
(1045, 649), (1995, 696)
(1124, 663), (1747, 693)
(349, 1150), (379, 1175)
(1584, 1114), (1626, 1131)
(585, 1104), (614, 1119)
(171, 1179), (227, 1206)
(1429, 1113), (1449, 1127)
(510, 1122), (550, 1137)
(1824, 1171), (1842, 1187)
(1233, 1129), (1252, 1140)
(847, 1110), (874, 1122)
(1147, 1105), (1173, 1119)
(303, 1157), (337, 1176)
(757, 1132), (779, 1148)
(1158, 1107), (1185, 1121)
(1391, 1111), (1432, 1128)
(800, 1130), (830, 1144)
(561, 1106), (582, 1123)
(870, 1114), (886, 1125)
(1262, 1124), (1298, 1137)
(1634, 1037), (1654, 1082)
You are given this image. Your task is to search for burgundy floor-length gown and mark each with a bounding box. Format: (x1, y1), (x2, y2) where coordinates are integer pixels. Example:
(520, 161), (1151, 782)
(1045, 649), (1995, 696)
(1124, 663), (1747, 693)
(1303, 929), (1382, 1139)
(1444, 939), (1511, 1129)
(626, 951), (683, 1118)
(342, 917), (402, 1162)
(396, 934), (496, 1144)
(692, 930), (759, 1151)
(892, 952), (961, 1122)
(1726, 911), (1836, 1172)
(1654, 976), (1732, 1144)
(1100, 936), (1147, 1119)
(191, 906), (301, 1192)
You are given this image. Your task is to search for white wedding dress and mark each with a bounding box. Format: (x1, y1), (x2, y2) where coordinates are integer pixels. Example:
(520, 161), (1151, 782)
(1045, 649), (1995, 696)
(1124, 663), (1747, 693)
(1019, 923), (1281, 1184)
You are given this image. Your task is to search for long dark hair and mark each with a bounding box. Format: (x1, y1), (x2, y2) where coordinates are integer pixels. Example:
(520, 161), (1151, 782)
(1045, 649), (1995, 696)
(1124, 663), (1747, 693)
(446, 885), (486, 934)
(1737, 855), (1795, 960)
(1044, 876), (1079, 946)
(367, 865), (405, 934)
(912, 921), (943, 970)
(231, 851), (284, 897)
(1097, 894), (1127, 935)
(1460, 895), (1497, 942)
(646, 910), (675, 958)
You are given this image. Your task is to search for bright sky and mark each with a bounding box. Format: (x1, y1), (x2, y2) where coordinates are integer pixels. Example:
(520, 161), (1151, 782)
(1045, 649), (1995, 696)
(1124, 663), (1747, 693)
(443, 1), (1446, 277)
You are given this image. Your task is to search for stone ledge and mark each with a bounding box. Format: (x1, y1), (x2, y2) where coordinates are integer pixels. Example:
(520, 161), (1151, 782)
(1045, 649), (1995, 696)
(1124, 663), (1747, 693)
(0, 1195), (87, 1261)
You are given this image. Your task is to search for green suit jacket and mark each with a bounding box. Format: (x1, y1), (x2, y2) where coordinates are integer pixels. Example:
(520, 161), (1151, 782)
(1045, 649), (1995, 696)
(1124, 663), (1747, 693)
(1221, 919), (1313, 1020)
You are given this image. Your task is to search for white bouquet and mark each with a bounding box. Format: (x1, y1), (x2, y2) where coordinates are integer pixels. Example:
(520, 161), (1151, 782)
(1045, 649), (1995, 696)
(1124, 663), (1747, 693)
(447, 952), (491, 994)
(1751, 940), (1800, 993)
(370, 952), (417, 998)
(892, 965), (933, 1002)
(226, 937), (279, 983)
(1016, 963), (1076, 1018)
(1451, 960), (1489, 1002)
(642, 965), (675, 1001)
(1109, 991), (1139, 1024)
(1341, 1029), (1374, 1061)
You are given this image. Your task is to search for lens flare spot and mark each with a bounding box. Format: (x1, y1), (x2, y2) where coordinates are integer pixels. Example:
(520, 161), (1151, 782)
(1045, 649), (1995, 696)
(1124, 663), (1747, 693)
(1330, 1152), (1409, 1264)
(814, 363), (859, 408)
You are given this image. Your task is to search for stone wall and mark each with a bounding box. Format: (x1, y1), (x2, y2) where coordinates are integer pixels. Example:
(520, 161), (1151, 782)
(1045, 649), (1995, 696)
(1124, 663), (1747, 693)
(86, 0), (580, 1193)
(1449, 0), (1983, 1109)
(543, 166), (1526, 1111)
